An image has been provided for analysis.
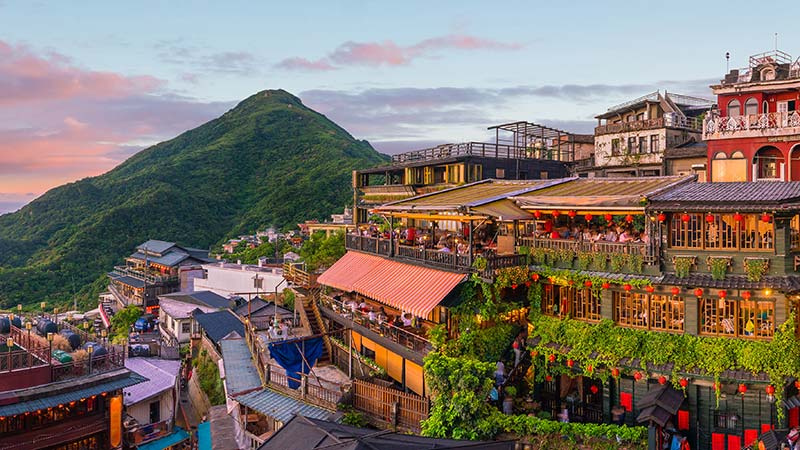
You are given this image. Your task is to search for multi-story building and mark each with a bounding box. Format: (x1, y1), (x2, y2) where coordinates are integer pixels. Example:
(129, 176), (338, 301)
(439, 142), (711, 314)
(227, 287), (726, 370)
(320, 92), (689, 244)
(0, 318), (141, 449)
(193, 261), (284, 298)
(122, 358), (185, 449)
(589, 91), (711, 178)
(352, 121), (590, 226)
(315, 176), (800, 450)
(108, 240), (213, 311)
(704, 50), (800, 182)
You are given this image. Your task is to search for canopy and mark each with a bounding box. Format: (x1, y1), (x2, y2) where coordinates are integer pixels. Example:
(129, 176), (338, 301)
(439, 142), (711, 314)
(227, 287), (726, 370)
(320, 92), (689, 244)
(137, 427), (190, 450)
(471, 199), (533, 221)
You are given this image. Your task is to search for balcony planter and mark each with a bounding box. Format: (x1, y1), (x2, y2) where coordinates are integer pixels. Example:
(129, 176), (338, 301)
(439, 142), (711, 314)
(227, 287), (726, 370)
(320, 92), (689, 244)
(591, 252), (607, 271)
(744, 257), (770, 282)
(627, 253), (644, 274)
(672, 256), (696, 279)
(706, 256), (732, 281)
(610, 253), (628, 273)
(576, 251), (592, 270)
(554, 248), (574, 268)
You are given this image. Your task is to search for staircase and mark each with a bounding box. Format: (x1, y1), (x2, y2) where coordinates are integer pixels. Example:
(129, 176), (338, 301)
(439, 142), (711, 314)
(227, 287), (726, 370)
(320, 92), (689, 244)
(299, 287), (332, 364)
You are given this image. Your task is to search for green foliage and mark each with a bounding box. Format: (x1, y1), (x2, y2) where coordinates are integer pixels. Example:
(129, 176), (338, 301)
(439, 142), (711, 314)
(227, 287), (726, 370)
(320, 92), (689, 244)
(576, 251), (592, 270)
(299, 231), (346, 271)
(745, 258), (769, 282)
(194, 349), (226, 406)
(282, 288), (295, 311)
(0, 90), (388, 309)
(223, 239), (292, 264)
(487, 412), (647, 445)
(674, 256), (694, 279)
(609, 253), (628, 272)
(340, 409), (369, 428)
(109, 305), (141, 343)
(709, 257), (730, 281)
(591, 252), (607, 270)
(627, 253), (643, 274)
(530, 248), (548, 265)
(554, 248), (574, 267)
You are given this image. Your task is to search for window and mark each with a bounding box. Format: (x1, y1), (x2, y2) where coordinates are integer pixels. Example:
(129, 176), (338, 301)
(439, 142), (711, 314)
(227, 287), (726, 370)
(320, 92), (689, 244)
(738, 300), (774, 338)
(763, 101), (769, 113)
(182, 322), (191, 334)
(648, 295), (685, 332)
(650, 135), (659, 153)
(792, 215), (800, 250)
(613, 292), (686, 332)
(669, 213), (773, 251)
(670, 213), (702, 248)
(495, 168), (505, 179)
(149, 400), (161, 424)
(728, 99), (741, 117)
(636, 113), (645, 121)
(539, 171), (548, 180)
(627, 137), (636, 154)
(613, 291), (648, 329)
(570, 288), (602, 322)
(542, 284), (568, 318)
(638, 137), (648, 154)
(745, 98), (759, 115)
(611, 139), (621, 156)
(700, 297), (774, 338)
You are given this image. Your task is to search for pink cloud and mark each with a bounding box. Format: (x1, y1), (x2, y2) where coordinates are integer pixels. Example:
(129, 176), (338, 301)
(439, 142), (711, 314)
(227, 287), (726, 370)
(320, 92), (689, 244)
(277, 33), (522, 70)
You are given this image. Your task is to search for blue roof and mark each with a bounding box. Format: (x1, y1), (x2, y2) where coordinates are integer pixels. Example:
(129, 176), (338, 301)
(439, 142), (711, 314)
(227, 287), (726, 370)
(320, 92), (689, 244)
(130, 251), (191, 267)
(197, 422), (211, 450)
(137, 427), (190, 450)
(220, 338), (262, 396)
(194, 310), (244, 344)
(0, 372), (147, 417)
(235, 388), (335, 424)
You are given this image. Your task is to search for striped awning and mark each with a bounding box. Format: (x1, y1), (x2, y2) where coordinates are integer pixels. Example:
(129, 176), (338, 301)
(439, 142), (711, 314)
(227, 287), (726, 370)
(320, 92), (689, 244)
(318, 251), (466, 318)
(471, 199), (533, 221)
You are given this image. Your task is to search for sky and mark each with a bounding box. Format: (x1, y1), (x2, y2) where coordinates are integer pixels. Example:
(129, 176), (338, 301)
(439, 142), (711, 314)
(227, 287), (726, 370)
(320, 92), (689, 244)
(1, 0), (799, 214)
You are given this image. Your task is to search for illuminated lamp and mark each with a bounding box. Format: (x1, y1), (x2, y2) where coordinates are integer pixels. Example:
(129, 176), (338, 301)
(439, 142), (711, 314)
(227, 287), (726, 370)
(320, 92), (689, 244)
(532, 273), (540, 281)
(657, 213), (667, 222)
(566, 359), (575, 368)
(552, 210), (560, 218)
(742, 291), (751, 300)
(671, 287), (680, 296)
(625, 214), (634, 223)
(623, 284), (632, 292)
(525, 281), (531, 287)
(681, 213), (691, 223)
(584, 280), (593, 288)
(586, 364), (593, 373)
(645, 285), (655, 293)
(611, 367), (620, 378)
(633, 371), (643, 381)
(693, 288), (703, 297)
(530, 350), (538, 357)
(601, 282), (610, 289)
(705, 214), (715, 223)
(568, 210), (577, 218)
(761, 213), (771, 223)
(511, 284), (518, 289)
(604, 213), (613, 222)
(567, 279), (575, 286)
(584, 213), (593, 222)
(766, 384), (776, 396)
(534, 210), (542, 219)
(739, 384), (747, 394)
(545, 375), (553, 382)
(548, 354), (556, 363)
(718, 290), (727, 298)
(658, 376), (667, 385)
(794, 380), (800, 390)
(764, 288), (773, 296)
(733, 212), (744, 222)
(590, 385), (599, 395)
(679, 378), (688, 388)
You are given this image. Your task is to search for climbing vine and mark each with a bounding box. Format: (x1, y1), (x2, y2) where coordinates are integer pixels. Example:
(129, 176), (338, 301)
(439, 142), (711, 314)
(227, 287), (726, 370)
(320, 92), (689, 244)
(745, 258), (769, 282)
(674, 256), (694, 279)
(610, 253), (628, 272)
(708, 257), (730, 281)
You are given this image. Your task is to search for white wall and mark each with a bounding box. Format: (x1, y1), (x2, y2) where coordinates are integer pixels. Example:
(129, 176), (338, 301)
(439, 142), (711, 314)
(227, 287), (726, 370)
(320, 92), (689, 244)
(126, 389), (175, 427)
(194, 264), (285, 297)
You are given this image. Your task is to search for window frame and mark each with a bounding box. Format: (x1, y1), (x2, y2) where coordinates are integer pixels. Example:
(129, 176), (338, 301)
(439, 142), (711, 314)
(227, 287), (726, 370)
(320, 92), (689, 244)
(668, 213), (773, 252)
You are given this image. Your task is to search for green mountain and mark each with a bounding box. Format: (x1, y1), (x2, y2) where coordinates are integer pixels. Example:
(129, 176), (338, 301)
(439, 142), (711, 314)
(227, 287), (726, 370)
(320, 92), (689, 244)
(0, 89), (388, 309)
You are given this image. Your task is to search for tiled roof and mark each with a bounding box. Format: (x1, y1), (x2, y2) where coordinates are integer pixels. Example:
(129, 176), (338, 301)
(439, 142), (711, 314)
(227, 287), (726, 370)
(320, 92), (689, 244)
(194, 310), (244, 344)
(663, 140), (707, 159)
(129, 251), (191, 267)
(108, 273), (146, 288)
(159, 298), (217, 320)
(124, 358), (181, 406)
(649, 181), (800, 211)
(236, 389), (335, 424)
(137, 240), (177, 255)
(220, 338), (261, 396)
(661, 274), (800, 292)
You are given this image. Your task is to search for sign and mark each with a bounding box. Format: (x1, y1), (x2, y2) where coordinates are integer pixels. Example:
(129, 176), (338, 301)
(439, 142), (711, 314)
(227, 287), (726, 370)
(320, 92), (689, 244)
(110, 395), (122, 448)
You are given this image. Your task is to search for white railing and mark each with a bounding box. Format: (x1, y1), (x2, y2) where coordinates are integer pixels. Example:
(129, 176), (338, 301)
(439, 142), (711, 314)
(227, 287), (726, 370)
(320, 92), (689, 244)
(704, 111), (800, 138)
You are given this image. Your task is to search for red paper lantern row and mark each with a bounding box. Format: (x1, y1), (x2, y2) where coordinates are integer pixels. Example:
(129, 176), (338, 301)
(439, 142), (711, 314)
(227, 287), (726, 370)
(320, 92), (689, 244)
(658, 376), (667, 385)
(589, 385), (599, 395)
(623, 284), (632, 292)
(566, 359), (575, 368)
(545, 375), (553, 382)
(718, 290), (727, 298)
(534, 210), (542, 219)
(795, 380), (800, 390)
(604, 213), (613, 223)
(548, 354), (556, 363)
(568, 210), (577, 218)
(738, 383), (748, 394)
(645, 285), (655, 293)
(625, 214), (634, 223)
(611, 367), (620, 378)
(657, 213), (667, 222)
(705, 214), (715, 223)
(633, 371), (643, 381)
(552, 210), (560, 218)
(584, 213), (593, 222)
(694, 288), (704, 297)
(511, 284), (518, 289)
(712, 382), (720, 391)
(681, 214), (691, 223)
(766, 385), (776, 396)
(568, 280), (575, 286)
(671, 287), (681, 296)
(530, 350), (538, 358)
(733, 213), (744, 222)
(679, 378), (688, 388)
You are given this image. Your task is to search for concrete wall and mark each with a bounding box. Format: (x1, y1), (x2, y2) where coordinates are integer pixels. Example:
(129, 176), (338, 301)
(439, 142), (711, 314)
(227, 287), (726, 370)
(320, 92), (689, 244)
(127, 389), (176, 427)
(194, 264), (285, 297)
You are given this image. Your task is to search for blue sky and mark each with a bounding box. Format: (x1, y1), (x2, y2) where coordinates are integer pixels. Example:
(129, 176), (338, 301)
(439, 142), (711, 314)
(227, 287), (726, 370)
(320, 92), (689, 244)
(1, 0), (799, 212)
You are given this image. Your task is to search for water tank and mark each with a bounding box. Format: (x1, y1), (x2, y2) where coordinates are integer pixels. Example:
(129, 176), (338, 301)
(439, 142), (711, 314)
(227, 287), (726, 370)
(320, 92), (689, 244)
(0, 317), (9, 334)
(10, 317), (21, 329)
(37, 320), (58, 337)
(60, 329), (81, 350)
(83, 342), (108, 360)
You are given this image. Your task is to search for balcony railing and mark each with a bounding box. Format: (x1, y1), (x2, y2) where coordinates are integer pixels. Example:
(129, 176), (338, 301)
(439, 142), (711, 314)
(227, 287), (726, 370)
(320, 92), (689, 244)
(595, 114), (702, 135)
(318, 294), (432, 354)
(390, 141), (568, 164)
(51, 345), (126, 382)
(517, 236), (656, 265)
(125, 419), (173, 446)
(704, 111), (800, 139)
(112, 266), (179, 284)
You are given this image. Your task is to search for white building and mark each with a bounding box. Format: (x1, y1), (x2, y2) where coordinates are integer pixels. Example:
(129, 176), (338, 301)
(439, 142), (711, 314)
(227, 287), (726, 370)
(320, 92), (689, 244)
(194, 262), (285, 298)
(123, 358), (183, 447)
(158, 297), (217, 346)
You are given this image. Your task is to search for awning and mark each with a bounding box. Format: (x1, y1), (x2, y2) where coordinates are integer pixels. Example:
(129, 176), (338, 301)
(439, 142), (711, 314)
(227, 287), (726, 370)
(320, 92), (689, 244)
(197, 422), (211, 450)
(235, 388), (334, 424)
(137, 427), (190, 450)
(635, 385), (684, 427)
(471, 199), (533, 221)
(318, 251), (466, 318)
(378, 212), (487, 222)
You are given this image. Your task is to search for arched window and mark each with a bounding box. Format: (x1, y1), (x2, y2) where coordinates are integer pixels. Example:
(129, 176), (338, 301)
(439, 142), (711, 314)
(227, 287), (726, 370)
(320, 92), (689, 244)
(754, 146), (784, 179)
(731, 151), (745, 159)
(763, 101), (769, 114)
(761, 68), (776, 81)
(745, 98), (759, 115)
(728, 99), (741, 117)
(714, 152), (728, 159)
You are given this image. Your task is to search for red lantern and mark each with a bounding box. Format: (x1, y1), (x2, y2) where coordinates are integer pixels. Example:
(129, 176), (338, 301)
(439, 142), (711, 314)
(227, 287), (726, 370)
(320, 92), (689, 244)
(681, 213), (691, 223)
(551, 231), (560, 239)
(545, 375), (553, 382)
(657, 213), (667, 222)
(671, 287), (680, 296)
(552, 210), (560, 218)
(602, 282), (611, 289)
(511, 284), (518, 290)
(589, 385), (599, 395)
(738, 383), (747, 394)
(566, 359), (575, 368)
(679, 378), (688, 388)
(611, 367), (620, 378)
(604, 213), (613, 222)
(530, 350), (538, 357)
(633, 371), (643, 381)
(794, 380), (800, 390)
(718, 290), (727, 298)
(568, 280), (575, 286)
(568, 210), (577, 218)
(584, 280), (593, 288)
(623, 284), (632, 292)
(525, 281), (531, 287)
(694, 288), (703, 297)
(534, 210), (542, 219)
(761, 213), (771, 223)
(733, 213), (744, 222)
(705, 214), (715, 223)
(587, 364), (594, 373)
(645, 285), (655, 293)
(658, 376), (667, 385)
(625, 214), (634, 223)
(548, 354), (556, 363)
(532, 273), (540, 281)
(712, 382), (720, 391)
(766, 385), (776, 395)
(742, 291), (751, 300)
(584, 213), (593, 222)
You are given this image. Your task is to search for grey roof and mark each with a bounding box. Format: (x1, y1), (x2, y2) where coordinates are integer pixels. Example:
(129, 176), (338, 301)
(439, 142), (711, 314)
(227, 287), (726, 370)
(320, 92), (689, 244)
(236, 389), (335, 424)
(194, 310), (244, 344)
(124, 358), (181, 406)
(159, 298), (217, 320)
(108, 273), (146, 288)
(234, 299), (292, 318)
(636, 385), (685, 427)
(663, 140), (708, 159)
(137, 240), (177, 255)
(661, 273), (800, 292)
(130, 251), (191, 267)
(258, 415), (516, 450)
(220, 338), (262, 396)
(208, 405), (239, 450)
(0, 371), (146, 417)
(160, 291), (232, 310)
(649, 181), (800, 210)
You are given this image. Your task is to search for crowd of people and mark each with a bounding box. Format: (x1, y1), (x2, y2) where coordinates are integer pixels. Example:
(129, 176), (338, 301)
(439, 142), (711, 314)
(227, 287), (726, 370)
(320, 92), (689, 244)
(533, 221), (649, 244)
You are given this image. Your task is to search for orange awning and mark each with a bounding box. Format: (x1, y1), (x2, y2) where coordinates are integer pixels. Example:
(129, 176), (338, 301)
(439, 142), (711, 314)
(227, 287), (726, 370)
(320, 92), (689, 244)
(317, 251), (466, 318)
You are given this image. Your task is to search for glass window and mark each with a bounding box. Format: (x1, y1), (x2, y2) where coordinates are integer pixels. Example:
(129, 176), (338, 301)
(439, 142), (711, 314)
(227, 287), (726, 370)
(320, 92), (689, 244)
(571, 288), (602, 322)
(700, 297), (736, 336)
(542, 284), (568, 318)
(638, 136), (648, 154)
(701, 297), (774, 338)
(648, 295), (685, 332)
(728, 99), (741, 117)
(745, 98), (759, 115)
(611, 139), (621, 156)
(613, 291), (648, 329)
(495, 168), (505, 179)
(670, 213), (702, 248)
(650, 135), (659, 153)
(627, 137), (636, 154)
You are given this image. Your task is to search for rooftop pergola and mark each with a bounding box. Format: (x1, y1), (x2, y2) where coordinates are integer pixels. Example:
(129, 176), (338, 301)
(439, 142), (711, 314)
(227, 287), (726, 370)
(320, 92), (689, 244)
(488, 121), (590, 162)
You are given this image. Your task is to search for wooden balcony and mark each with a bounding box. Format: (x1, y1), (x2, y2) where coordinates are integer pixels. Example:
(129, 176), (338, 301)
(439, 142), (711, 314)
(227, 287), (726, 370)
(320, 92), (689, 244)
(390, 141), (537, 164)
(282, 262), (318, 288)
(112, 266), (179, 284)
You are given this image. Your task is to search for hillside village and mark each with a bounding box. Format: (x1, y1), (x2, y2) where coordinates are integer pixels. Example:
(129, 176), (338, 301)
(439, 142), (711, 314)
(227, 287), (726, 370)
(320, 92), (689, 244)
(4, 48), (800, 450)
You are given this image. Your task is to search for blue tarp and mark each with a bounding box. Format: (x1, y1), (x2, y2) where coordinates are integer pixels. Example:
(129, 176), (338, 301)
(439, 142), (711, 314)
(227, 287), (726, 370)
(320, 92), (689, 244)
(268, 337), (324, 389)
(137, 427), (190, 450)
(197, 422), (211, 450)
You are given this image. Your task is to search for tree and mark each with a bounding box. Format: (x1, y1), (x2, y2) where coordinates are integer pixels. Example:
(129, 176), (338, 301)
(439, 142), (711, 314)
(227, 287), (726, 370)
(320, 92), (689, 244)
(109, 305), (141, 343)
(300, 231), (345, 271)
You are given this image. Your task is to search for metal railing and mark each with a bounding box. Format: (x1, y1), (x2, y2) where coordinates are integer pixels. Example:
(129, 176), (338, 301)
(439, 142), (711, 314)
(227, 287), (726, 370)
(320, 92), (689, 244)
(50, 346), (126, 382)
(595, 114), (702, 135)
(125, 419), (173, 446)
(112, 266), (179, 284)
(390, 141), (562, 164)
(0, 326), (50, 373)
(704, 111), (800, 138)
(517, 236), (656, 265)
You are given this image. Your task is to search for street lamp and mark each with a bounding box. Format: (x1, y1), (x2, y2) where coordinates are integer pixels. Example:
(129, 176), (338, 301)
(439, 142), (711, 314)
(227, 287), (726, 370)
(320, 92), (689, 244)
(6, 337), (12, 370)
(101, 329), (107, 345)
(47, 333), (54, 366)
(25, 322), (32, 343)
(87, 344), (94, 374)
(40, 302), (46, 317)
(53, 307), (59, 326)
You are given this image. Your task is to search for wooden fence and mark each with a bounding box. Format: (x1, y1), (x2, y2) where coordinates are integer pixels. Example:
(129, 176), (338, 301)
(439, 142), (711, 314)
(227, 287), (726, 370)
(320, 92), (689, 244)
(352, 379), (429, 433)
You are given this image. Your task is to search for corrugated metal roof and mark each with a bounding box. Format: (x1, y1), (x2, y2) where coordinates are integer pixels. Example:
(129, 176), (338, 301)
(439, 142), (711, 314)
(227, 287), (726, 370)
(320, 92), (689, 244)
(650, 181), (800, 205)
(124, 358), (181, 406)
(0, 372), (147, 417)
(194, 310), (245, 344)
(137, 240), (177, 255)
(235, 388), (334, 424)
(220, 338), (262, 396)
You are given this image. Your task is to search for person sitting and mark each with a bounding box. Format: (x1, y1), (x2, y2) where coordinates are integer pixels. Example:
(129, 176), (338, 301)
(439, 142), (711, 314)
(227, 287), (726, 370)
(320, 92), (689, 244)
(392, 315), (403, 328)
(358, 300), (369, 312)
(494, 361), (506, 386)
(368, 308), (377, 322)
(402, 313), (413, 327)
(439, 245), (451, 253)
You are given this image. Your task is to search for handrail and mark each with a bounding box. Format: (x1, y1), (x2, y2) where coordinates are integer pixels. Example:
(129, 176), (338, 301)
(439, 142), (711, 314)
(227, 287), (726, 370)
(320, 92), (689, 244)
(595, 115), (702, 136)
(517, 236), (655, 265)
(704, 111), (800, 138)
(112, 266), (179, 284)
(389, 141), (565, 164)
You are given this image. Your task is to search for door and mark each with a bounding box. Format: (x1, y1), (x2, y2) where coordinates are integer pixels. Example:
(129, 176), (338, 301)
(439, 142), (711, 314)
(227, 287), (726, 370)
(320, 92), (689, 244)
(149, 400), (160, 424)
(778, 101), (789, 127)
(791, 146), (800, 181)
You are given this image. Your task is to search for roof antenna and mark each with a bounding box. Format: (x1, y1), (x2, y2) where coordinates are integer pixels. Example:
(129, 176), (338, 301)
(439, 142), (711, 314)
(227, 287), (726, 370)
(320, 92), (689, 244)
(775, 32), (779, 51)
(725, 52), (730, 72)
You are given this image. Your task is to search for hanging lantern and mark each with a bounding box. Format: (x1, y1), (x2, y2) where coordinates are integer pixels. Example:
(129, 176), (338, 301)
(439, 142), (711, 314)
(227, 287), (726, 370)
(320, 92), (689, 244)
(733, 212), (744, 222)
(681, 213), (691, 223)
(625, 214), (634, 223)
(671, 287), (681, 296)
(511, 284), (518, 290)
(584, 280), (593, 288)
(694, 288), (703, 297)
(525, 281), (531, 287)
(794, 380), (800, 390)
(742, 291), (751, 300)
(657, 213), (667, 222)
(584, 213), (593, 222)
(586, 364), (593, 373)
(761, 213), (771, 223)
(712, 382), (720, 391)
(568, 210), (577, 218)
(645, 285), (655, 293)
(633, 371), (643, 381)
(566, 359), (575, 368)
(766, 385), (776, 396)
(590, 385), (599, 395)
(705, 214), (715, 223)
(611, 367), (620, 378)
(532, 273), (540, 281)
(658, 376), (667, 385)
(530, 350), (538, 357)
(548, 354), (556, 363)
(568, 280), (575, 286)
(552, 210), (560, 218)
(679, 378), (689, 388)
(551, 231), (560, 239)
(738, 383), (747, 394)
(602, 282), (611, 289)
(718, 290), (727, 298)
(545, 375), (553, 382)
(623, 284), (632, 292)
(534, 210), (542, 219)
(604, 213), (613, 222)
